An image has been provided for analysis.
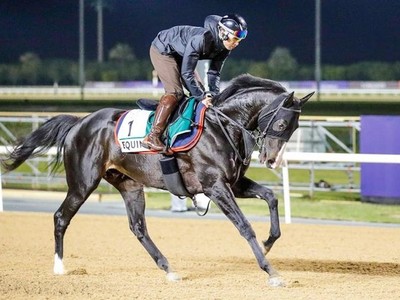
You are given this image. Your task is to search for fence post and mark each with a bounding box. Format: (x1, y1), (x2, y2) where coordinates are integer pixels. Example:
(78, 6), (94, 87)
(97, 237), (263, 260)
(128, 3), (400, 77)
(0, 166), (3, 212)
(281, 159), (291, 224)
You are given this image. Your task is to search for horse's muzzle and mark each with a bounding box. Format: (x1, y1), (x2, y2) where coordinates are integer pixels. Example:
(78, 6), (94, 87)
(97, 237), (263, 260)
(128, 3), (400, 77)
(260, 142), (287, 169)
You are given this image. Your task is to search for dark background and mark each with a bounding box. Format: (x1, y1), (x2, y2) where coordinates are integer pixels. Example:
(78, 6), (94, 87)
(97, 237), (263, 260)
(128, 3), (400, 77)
(1, 0), (399, 65)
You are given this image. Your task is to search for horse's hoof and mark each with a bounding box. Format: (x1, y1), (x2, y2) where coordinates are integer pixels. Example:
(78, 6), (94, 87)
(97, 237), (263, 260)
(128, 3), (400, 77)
(268, 275), (286, 287)
(166, 272), (182, 282)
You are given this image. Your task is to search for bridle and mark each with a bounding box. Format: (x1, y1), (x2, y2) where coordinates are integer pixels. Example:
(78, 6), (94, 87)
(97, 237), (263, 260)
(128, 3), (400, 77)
(209, 93), (301, 166)
(258, 95), (301, 141)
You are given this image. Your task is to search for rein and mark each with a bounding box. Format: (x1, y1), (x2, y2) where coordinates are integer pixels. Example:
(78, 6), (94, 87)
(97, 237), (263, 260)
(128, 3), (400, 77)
(209, 106), (258, 166)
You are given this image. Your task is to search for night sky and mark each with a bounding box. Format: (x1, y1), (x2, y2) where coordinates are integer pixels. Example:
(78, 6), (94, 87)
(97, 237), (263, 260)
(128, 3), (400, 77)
(0, 0), (399, 65)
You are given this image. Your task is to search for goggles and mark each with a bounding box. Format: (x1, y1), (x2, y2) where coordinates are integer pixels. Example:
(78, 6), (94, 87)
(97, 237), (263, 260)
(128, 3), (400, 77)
(219, 22), (248, 40)
(231, 29), (247, 39)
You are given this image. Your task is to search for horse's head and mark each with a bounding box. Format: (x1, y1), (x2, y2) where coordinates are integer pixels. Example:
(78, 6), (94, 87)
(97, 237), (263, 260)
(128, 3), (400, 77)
(258, 91), (314, 169)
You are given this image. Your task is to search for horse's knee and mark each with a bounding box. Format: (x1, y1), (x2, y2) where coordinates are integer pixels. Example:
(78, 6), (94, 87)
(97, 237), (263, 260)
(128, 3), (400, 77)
(266, 196), (278, 209)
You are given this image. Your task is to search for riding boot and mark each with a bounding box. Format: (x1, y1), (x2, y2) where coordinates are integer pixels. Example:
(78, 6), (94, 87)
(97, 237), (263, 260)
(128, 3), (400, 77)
(142, 94), (178, 151)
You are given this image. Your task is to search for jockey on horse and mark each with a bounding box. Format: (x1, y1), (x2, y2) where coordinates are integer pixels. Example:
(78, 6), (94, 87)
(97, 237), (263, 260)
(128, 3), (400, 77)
(142, 14), (248, 152)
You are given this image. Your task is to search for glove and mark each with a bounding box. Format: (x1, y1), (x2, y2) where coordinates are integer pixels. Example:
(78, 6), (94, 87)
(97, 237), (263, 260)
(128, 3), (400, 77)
(201, 94), (213, 108)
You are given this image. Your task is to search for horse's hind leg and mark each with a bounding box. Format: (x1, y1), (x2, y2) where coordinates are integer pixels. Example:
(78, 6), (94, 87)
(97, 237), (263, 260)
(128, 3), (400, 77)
(104, 170), (181, 281)
(53, 162), (102, 274)
(53, 186), (100, 274)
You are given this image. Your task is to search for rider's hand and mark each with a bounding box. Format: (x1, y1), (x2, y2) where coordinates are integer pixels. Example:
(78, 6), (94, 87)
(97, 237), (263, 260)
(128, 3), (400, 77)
(201, 94), (213, 108)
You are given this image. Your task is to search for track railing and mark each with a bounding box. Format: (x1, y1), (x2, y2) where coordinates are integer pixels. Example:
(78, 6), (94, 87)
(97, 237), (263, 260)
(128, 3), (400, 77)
(280, 152), (400, 224)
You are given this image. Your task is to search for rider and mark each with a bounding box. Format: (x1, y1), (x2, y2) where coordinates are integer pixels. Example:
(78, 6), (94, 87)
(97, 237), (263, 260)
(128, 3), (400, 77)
(142, 14), (248, 151)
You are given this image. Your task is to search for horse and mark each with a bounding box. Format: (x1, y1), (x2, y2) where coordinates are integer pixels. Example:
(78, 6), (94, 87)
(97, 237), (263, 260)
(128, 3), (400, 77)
(1, 74), (313, 287)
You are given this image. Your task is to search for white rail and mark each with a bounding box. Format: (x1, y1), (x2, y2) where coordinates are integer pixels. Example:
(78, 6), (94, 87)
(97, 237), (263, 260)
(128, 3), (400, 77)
(280, 152), (400, 224)
(0, 86), (164, 95)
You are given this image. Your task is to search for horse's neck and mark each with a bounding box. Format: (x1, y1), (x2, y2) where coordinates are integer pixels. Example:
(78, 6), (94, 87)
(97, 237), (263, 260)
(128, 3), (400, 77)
(217, 92), (275, 129)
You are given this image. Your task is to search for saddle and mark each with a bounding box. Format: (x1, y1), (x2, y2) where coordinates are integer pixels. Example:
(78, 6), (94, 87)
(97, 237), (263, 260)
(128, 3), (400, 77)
(115, 97), (206, 153)
(136, 98), (158, 111)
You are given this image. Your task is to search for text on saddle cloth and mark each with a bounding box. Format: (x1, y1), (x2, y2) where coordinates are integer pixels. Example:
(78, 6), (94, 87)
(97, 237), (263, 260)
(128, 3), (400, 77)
(115, 109), (152, 152)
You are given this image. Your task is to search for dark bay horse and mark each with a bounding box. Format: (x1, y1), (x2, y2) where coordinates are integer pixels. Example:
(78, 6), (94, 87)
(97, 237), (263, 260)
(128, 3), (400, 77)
(1, 74), (313, 286)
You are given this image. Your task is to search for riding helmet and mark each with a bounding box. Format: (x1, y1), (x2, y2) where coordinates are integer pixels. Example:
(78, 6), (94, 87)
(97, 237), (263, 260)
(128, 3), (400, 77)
(218, 14), (248, 39)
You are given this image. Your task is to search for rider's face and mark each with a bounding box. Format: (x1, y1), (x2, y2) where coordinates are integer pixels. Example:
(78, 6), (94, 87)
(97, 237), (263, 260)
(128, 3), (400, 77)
(222, 34), (242, 50)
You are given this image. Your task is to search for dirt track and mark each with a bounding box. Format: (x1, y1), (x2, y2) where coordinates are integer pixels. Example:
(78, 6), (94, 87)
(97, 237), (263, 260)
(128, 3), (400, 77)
(1, 211), (399, 299)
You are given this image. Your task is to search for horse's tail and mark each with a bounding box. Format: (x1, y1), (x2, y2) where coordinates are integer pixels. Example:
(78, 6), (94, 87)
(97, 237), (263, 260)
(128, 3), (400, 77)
(1, 114), (80, 173)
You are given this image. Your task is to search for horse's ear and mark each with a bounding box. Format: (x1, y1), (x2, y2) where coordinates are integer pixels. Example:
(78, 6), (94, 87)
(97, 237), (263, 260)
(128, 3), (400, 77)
(299, 92), (315, 106)
(283, 92), (295, 107)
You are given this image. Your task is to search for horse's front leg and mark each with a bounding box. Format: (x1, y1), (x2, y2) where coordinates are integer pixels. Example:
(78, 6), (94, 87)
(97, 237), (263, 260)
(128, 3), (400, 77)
(206, 180), (284, 287)
(232, 176), (281, 256)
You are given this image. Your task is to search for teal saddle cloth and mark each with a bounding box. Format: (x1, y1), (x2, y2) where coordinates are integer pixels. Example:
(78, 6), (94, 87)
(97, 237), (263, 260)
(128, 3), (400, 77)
(146, 97), (199, 147)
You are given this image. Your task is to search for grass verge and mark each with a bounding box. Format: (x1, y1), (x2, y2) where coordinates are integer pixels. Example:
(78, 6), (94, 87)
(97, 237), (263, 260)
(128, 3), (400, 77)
(143, 192), (400, 224)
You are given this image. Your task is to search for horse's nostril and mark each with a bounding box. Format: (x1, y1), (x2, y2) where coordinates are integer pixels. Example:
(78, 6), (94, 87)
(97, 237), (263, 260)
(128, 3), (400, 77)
(267, 158), (278, 169)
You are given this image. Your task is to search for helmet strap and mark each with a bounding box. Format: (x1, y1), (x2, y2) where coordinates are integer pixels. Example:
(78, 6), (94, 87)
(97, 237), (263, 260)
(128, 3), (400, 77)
(218, 27), (229, 41)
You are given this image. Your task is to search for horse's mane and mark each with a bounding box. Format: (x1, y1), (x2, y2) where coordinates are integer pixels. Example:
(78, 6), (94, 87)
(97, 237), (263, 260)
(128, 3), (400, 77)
(213, 74), (287, 106)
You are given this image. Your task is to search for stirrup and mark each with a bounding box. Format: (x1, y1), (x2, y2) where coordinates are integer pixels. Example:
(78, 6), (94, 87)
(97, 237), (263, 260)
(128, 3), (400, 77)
(191, 196), (211, 217)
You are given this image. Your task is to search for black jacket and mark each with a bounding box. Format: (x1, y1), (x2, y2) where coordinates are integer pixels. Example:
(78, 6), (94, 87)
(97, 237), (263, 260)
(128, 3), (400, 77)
(151, 15), (230, 100)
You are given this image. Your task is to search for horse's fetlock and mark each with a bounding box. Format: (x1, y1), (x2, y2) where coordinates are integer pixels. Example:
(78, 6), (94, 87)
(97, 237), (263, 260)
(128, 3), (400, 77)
(156, 258), (169, 271)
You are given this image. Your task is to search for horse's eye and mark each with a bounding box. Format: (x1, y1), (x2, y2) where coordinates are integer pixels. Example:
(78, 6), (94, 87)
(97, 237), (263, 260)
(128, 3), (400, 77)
(272, 120), (287, 131)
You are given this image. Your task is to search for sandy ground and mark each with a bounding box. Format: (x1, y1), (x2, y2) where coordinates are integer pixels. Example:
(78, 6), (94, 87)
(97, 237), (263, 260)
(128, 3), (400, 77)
(0, 211), (399, 300)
